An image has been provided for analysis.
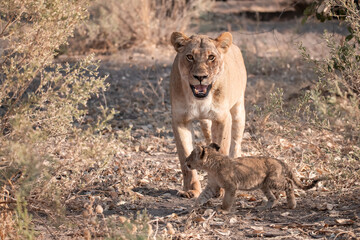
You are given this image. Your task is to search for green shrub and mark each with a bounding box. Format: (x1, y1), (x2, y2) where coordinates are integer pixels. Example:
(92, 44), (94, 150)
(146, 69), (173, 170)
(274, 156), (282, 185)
(300, 0), (360, 135)
(0, 0), (120, 238)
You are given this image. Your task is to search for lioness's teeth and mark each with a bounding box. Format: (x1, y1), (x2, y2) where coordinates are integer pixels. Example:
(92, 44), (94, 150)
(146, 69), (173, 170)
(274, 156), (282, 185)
(195, 89), (199, 94)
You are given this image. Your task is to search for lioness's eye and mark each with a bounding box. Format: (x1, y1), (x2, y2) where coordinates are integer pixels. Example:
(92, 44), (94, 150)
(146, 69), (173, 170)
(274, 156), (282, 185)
(208, 55), (215, 61)
(186, 54), (194, 61)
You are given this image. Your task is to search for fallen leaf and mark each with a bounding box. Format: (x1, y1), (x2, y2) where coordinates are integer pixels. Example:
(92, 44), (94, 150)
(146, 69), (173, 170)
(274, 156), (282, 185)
(174, 206), (186, 211)
(168, 213), (178, 219)
(269, 224), (283, 229)
(215, 229), (231, 236)
(118, 216), (127, 224)
(166, 223), (175, 235)
(117, 201), (126, 206)
(248, 196), (257, 202)
(229, 217), (237, 224)
(329, 210), (340, 217)
(211, 218), (225, 226)
(204, 208), (214, 217)
(251, 226), (263, 231)
(280, 212), (290, 217)
(239, 193), (252, 198)
(193, 216), (205, 222)
(335, 219), (354, 225)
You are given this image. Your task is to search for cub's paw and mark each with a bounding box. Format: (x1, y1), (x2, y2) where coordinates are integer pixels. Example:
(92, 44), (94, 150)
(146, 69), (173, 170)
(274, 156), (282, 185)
(216, 205), (230, 214)
(177, 190), (200, 198)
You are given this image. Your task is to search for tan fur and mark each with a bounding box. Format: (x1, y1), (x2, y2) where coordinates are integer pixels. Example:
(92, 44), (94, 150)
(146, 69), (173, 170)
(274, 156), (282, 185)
(185, 143), (324, 211)
(170, 32), (247, 198)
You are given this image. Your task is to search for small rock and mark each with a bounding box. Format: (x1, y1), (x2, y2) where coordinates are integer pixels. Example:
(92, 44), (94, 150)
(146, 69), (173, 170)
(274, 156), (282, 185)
(326, 204), (334, 211)
(95, 205), (103, 214)
(162, 193), (172, 198)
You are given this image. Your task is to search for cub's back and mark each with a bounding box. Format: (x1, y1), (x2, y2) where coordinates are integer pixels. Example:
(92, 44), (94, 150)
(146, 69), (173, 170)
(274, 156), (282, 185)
(231, 156), (285, 177)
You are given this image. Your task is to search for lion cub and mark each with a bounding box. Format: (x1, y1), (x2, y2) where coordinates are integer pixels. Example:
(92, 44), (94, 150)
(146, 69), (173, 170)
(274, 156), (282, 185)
(185, 143), (323, 211)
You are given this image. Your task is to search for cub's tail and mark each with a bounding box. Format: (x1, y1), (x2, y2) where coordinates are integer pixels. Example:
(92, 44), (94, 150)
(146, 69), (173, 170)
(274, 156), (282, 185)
(288, 171), (326, 190)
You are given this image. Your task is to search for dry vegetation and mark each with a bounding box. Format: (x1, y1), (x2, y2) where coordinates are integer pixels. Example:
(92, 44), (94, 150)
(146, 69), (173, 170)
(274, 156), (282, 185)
(0, 0), (359, 239)
(67, 0), (213, 54)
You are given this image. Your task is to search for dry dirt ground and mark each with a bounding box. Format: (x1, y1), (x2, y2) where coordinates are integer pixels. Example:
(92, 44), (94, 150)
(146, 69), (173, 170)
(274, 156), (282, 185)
(47, 12), (360, 240)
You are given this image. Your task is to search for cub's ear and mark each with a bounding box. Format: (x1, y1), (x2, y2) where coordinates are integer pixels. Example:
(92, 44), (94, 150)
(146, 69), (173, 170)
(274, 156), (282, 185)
(171, 32), (189, 53)
(208, 143), (220, 151)
(215, 32), (232, 53)
(200, 146), (206, 159)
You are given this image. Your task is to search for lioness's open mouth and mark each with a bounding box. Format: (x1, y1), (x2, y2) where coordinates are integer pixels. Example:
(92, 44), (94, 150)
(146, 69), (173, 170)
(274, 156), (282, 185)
(190, 83), (213, 98)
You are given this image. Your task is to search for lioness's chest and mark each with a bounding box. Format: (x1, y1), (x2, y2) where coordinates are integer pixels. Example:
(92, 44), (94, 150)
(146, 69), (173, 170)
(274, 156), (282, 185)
(185, 97), (223, 120)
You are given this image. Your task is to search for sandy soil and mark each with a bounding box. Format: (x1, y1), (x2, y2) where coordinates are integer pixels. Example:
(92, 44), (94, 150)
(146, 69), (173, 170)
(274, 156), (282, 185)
(46, 11), (360, 240)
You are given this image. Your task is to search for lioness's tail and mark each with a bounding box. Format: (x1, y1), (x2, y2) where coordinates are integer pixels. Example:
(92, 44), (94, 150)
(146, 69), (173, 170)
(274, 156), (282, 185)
(288, 171), (326, 190)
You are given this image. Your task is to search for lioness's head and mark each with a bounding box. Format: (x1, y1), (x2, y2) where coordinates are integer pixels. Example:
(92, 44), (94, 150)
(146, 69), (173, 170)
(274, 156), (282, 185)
(171, 32), (232, 99)
(186, 143), (220, 170)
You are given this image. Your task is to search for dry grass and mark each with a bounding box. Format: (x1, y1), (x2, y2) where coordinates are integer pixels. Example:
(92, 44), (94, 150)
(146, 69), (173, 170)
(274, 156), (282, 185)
(67, 0), (213, 55)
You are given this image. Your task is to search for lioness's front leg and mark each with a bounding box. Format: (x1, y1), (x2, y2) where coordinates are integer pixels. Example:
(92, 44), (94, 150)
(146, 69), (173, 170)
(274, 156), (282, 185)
(230, 101), (245, 158)
(172, 120), (201, 198)
(200, 119), (212, 145)
(212, 114), (231, 155)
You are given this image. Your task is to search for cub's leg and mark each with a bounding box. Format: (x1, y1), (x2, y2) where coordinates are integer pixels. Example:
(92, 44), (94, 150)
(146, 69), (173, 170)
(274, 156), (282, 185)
(285, 178), (296, 209)
(195, 178), (219, 207)
(220, 186), (236, 211)
(200, 119), (212, 145)
(212, 113), (231, 155)
(172, 120), (201, 198)
(229, 101), (245, 158)
(261, 186), (278, 209)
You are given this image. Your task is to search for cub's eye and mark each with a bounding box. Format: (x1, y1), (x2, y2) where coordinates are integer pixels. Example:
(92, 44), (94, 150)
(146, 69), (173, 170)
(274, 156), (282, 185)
(186, 54), (194, 61)
(208, 55), (215, 61)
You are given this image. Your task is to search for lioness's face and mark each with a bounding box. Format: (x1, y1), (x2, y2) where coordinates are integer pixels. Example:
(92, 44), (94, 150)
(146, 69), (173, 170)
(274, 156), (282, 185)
(171, 32), (232, 99)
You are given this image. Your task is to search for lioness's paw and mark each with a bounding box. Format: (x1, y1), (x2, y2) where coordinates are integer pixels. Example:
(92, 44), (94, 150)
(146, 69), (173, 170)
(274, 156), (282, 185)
(214, 188), (225, 198)
(177, 190), (200, 198)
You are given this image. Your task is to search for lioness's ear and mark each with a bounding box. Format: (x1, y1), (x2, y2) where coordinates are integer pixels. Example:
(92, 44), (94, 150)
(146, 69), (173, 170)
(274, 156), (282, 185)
(171, 32), (189, 53)
(209, 143), (220, 151)
(215, 32), (232, 53)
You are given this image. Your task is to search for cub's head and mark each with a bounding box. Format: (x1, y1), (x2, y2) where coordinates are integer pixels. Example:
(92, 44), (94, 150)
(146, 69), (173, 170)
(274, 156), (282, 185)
(171, 32), (232, 99)
(185, 143), (220, 170)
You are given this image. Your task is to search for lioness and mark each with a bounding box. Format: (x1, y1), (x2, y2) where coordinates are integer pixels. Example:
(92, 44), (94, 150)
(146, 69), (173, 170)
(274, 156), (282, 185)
(170, 32), (247, 198)
(186, 143), (324, 211)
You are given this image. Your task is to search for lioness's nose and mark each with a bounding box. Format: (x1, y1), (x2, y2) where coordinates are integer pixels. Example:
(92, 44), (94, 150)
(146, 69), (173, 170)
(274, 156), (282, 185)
(193, 75), (208, 81)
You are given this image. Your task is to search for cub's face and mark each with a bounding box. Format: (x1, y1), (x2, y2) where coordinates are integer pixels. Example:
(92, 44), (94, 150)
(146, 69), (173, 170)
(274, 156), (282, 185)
(185, 145), (206, 170)
(185, 143), (220, 170)
(171, 32), (233, 99)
